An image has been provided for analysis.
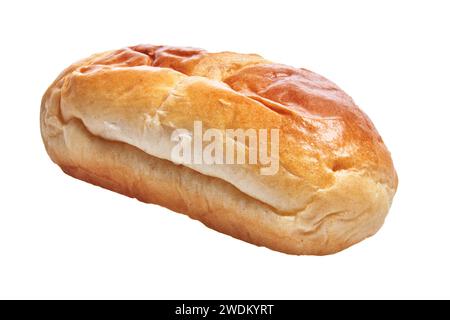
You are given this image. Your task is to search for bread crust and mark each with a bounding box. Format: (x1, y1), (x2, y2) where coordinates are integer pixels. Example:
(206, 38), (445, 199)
(41, 44), (398, 255)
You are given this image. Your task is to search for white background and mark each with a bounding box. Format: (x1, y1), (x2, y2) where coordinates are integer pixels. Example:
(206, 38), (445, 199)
(0, 0), (449, 299)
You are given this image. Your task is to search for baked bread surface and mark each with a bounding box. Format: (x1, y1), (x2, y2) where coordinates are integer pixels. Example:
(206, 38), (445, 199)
(41, 44), (398, 255)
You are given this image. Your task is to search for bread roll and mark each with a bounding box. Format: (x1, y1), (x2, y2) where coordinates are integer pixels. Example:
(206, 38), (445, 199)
(40, 44), (398, 255)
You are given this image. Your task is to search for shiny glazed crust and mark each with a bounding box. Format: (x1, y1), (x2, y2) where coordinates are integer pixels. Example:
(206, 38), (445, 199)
(40, 45), (398, 255)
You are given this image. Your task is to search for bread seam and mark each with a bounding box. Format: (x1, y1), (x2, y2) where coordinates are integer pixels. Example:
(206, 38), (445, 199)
(50, 117), (388, 255)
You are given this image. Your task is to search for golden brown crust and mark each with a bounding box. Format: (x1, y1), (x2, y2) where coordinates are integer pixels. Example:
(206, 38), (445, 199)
(40, 44), (398, 255)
